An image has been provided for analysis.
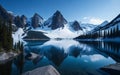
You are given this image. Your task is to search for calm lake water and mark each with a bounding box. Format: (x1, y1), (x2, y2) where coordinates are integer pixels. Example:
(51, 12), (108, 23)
(0, 40), (120, 75)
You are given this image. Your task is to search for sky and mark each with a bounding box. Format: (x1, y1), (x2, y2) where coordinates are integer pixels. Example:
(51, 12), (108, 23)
(0, 0), (120, 25)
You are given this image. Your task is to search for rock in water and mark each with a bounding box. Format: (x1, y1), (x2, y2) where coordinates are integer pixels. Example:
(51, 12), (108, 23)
(22, 65), (60, 75)
(100, 63), (120, 75)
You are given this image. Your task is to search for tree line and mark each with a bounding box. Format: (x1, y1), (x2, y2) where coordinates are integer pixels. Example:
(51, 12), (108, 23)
(0, 18), (23, 52)
(0, 18), (13, 51)
(76, 25), (120, 39)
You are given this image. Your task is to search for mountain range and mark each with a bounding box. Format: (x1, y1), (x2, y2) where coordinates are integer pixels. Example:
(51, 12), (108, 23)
(0, 4), (120, 40)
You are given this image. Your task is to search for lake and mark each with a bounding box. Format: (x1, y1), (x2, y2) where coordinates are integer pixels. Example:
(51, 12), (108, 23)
(0, 40), (120, 75)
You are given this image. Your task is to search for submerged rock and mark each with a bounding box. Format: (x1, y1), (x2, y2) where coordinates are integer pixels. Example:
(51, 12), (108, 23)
(27, 52), (39, 60)
(100, 63), (120, 75)
(22, 65), (60, 75)
(25, 52), (43, 64)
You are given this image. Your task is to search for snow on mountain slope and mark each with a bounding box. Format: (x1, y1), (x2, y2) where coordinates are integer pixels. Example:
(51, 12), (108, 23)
(69, 21), (96, 33)
(32, 24), (83, 39)
(12, 28), (25, 44)
(31, 21), (98, 39)
(68, 21), (83, 32)
(81, 23), (97, 32)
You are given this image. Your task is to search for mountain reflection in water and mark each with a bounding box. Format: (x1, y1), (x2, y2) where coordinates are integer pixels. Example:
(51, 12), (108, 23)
(0, 40), (120, 75)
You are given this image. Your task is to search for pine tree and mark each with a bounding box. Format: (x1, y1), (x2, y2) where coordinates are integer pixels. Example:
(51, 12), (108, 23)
(7, 21), (13, 50)
(103, 30), (106, 38)
(116, 25), (119, 37)
(0, 18), (13, 51)
(2, 22), (8, 50)
(110, 28), (113, 38)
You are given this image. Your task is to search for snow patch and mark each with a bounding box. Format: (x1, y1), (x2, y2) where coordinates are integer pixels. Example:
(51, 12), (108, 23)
(32, 24), (83, 39)
(12, 28), (25, 44)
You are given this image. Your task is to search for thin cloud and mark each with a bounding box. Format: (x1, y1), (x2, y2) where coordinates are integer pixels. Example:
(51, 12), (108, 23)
(82, 17), (104, 25)
(89, 18), (104, 25)
(83, 17), (89, 20)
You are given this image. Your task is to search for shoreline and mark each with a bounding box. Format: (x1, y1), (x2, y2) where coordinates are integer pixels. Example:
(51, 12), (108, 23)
(75, 37), (120, 42)
(0, 51), (19, 64)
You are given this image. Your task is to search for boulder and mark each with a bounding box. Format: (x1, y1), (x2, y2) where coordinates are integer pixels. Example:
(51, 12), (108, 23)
(100, 63), (120, 75)
(0, 52), (17, 64)
(22, 65), (60, 75)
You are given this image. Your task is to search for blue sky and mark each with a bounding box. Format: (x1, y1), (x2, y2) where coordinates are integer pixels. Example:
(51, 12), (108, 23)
(0, 0), (120, 24)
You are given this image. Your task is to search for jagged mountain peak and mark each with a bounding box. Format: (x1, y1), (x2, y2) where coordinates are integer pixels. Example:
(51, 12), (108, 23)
(52, 10), (67, 23)
(44, 10), (67, 30)
(73, 20), (79, 24)
(53, 10), (61, 16)
(32, 13), (43, 20)
(21, 15), (27, 19)
(31, 13), (44, 28)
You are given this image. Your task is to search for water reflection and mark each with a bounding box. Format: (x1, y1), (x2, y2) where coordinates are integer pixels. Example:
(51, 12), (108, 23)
(80, 41), (120, 62)
(13, 53), (24, 75)
(0, 40), (120, 75)
(43, 46), (67, 66)
(0, 60), (12, 75)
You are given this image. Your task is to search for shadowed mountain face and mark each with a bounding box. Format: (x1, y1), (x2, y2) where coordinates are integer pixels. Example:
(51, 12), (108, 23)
(14, 15), (27, 28)
(21, 15), (27, 27)
(44, 10), (67, 30)
(71, 21), (82, 31)
(31, 13), (43, 28)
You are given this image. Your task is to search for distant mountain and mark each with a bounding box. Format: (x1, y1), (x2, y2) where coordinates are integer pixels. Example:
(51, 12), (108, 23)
(88, 14), (120, 34)
(31, 13), (44, 28)
(75, 14), (120, 39)
(21, 15), (27, 27)
(70, 21), (82, 31)
(90, 21), (108, 33)
(99, 14), (120, 30)
(14, 15), (27, 28)
(69, 21), (96, 32)
(44, 10), (67, 30)
(81, 23), (97, 32)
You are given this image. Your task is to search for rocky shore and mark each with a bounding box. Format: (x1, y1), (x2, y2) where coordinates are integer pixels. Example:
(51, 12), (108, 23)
(0, 52), (18, 64)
